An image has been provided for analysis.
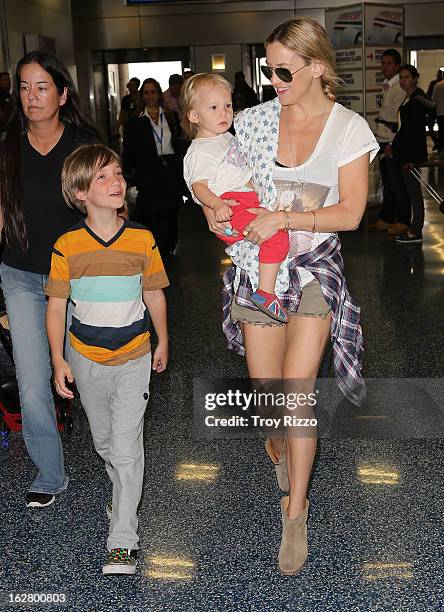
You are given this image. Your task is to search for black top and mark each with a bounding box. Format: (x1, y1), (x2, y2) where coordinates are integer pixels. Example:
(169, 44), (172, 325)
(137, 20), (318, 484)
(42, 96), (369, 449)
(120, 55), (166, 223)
(2, 126), (97, 275)
(0, 91), (11, 111)
(121, 93), (141, 120)
(123, 111), (183, 195)
(392, 88), (430, 165)
(426, 78), (442, 99)
(233, 83), (258, 112)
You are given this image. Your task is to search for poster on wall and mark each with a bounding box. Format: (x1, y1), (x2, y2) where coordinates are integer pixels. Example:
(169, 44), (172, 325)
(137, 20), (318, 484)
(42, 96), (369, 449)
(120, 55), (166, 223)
(336, 70), (363, 91)
(325, 4), (362, 50)
(365, 91), (383, 114)
(335, 48), (363, 70)
(365, 69), (385, 89)
(365, 4), (403, 46)
(365, 46), (402, 69)
(336, 93), (364, 113)
(327, 3), (403, 122)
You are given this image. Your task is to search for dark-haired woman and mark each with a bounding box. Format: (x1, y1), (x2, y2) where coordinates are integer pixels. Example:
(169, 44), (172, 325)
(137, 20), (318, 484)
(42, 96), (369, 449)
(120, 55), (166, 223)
(0, 52), (100, 508)
(123, 77), (183, 256)
(391, 64), (435, 244)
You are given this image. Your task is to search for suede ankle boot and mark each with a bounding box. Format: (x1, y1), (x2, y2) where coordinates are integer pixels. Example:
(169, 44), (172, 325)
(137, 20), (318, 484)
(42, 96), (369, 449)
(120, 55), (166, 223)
(278, 496), (309, 575)
(265, 438), (289, 492)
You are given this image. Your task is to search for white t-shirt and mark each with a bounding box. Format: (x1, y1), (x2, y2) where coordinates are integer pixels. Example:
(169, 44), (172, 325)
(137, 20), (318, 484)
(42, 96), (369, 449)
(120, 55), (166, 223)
(231, 102), (379, 291)
(183, 132), (252, 204)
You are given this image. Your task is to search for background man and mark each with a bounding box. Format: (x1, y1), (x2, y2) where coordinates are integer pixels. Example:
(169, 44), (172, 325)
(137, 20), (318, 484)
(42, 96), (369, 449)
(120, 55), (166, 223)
(371, 49), (408, 234)
(117, 77), (141, 136)
(163, 73), (184, 116)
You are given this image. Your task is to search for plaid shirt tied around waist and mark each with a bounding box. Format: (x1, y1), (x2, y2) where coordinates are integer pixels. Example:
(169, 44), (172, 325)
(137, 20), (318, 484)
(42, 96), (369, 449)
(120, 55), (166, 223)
(222, 236), (366, 406)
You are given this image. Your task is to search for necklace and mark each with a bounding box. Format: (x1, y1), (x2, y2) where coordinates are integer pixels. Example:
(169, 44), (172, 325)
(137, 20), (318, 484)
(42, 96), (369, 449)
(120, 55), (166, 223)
(147, 108), (160, 123)
(285, 97), (328, 198)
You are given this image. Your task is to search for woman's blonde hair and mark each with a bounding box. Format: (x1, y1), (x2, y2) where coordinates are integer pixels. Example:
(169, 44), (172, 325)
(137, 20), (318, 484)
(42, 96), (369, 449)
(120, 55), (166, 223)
(265, 17), (342, 101)
(180, 73), (232, 139)
(62, 144), (122, 214)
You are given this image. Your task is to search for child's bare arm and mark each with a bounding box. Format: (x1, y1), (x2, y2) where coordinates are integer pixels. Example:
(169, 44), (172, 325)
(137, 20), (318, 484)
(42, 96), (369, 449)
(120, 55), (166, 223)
(192, 181), (238, 223)
(143, 289), (168, 372)
(46, 297), (74, 399)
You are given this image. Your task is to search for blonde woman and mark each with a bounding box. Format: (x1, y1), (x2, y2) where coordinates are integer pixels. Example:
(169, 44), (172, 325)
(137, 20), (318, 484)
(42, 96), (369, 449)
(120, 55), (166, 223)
(202, 17), (379, 574)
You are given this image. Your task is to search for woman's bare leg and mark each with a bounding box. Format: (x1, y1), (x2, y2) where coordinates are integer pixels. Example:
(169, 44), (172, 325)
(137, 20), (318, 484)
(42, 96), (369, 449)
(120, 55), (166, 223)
(283, 314), (331, 518)
(242, 322), (286, 457)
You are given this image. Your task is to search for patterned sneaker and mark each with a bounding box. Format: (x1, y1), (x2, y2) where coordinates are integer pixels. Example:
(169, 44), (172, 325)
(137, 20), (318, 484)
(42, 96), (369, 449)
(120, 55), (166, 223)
(251, 290), (288, 323)
(102, 548), (137, 575)
(106, 499), (112, 519)
(26, 492), (55, 508)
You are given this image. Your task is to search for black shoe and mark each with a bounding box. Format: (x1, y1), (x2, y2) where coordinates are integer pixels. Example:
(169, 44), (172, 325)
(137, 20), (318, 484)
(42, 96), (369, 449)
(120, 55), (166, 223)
(395, 232), (423, 244)
(26, 492), (56, 508)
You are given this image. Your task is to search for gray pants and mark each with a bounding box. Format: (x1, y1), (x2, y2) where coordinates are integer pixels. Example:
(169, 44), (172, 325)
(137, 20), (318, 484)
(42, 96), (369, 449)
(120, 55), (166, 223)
(70, 349), (151, 550)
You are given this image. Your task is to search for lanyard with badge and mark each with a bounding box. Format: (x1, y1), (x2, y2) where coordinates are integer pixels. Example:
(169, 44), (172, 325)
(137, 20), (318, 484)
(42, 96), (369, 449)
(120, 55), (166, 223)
(151, 112), (169, 167)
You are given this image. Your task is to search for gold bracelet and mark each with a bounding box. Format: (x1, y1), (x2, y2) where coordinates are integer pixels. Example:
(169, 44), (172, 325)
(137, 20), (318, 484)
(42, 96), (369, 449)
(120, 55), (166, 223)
(311, 210), (317, 233)
(282, 210), (290, 232)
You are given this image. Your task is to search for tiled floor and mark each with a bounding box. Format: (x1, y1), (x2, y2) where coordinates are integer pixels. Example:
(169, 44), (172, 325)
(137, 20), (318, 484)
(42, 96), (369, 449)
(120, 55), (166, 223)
(0, 163), (443, 611)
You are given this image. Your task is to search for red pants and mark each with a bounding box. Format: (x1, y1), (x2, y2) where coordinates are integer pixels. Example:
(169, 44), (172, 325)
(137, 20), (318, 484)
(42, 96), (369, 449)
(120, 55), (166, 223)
(218, 191), (289, 264)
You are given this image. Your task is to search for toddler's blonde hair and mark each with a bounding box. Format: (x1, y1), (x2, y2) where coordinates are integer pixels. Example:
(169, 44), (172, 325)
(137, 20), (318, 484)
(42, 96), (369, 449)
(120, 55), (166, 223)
(180, 73), (232, 139)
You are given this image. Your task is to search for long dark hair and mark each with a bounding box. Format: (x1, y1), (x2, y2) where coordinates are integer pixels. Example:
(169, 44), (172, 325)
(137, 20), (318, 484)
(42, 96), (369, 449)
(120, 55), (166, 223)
(141, 77), (176, 120)
(0, 51), (100, 250)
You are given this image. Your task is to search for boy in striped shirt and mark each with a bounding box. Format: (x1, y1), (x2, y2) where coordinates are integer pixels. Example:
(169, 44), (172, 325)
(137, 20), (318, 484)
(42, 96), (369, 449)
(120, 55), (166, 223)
(46, 144), (169, 576)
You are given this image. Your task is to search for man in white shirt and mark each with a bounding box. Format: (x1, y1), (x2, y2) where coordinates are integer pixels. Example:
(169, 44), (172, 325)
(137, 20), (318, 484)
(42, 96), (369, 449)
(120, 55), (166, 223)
(371, 49), (409, 233)
(432, 78), (444, 153)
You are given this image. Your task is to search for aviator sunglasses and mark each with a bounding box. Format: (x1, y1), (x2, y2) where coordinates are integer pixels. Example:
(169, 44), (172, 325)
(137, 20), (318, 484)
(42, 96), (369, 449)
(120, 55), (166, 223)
(260, 63), (308, 83)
